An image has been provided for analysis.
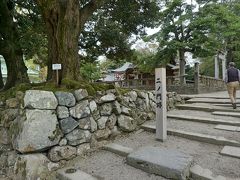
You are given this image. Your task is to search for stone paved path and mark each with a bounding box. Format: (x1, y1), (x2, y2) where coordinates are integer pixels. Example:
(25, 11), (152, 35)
(55, 90), (240, 180)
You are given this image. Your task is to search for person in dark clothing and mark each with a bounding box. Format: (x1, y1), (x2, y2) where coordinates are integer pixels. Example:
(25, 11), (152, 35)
(225, 62), (240, 109)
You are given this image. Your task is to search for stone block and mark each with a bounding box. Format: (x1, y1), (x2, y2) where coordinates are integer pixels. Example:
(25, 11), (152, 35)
(220, 146), (240, 159)
(55, 92), (76, 107)
(60, 117), (79, 134)
(73, 89), (88, 102)
(190, 165), (229, 180)
(103, 143), (133, 157)
(13, 109), (62, 153)
(57, 168), (98, 180)
(24, 90), (58, 110)
(99, 93), (116, 103)
(127, 147), (193, 180)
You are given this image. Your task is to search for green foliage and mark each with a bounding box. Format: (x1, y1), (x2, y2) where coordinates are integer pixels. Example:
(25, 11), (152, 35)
(144, 0), (197, 68)
(15, 1), (48, 66)
(79, 0), (160, 62)
(80, 62), (101, 82)
(199, 57), (215, 77)
(185, 65), (194, 81)
(195, 2), (240, 61)
(140, 0), (240, 73)
(99, 59), (125, 72)
(131, 50), (158, 73)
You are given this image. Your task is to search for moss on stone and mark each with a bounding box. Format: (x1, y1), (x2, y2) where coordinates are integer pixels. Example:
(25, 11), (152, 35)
(48, 124), (63, 142)
(0, 83), (32, 101)
(115, 86), (130, 96)
(0, 80), (127, 101)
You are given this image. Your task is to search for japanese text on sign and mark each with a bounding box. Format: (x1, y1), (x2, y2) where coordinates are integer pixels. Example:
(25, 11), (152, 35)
(156, 78), (162, 108)
(52, 64), (62, 70)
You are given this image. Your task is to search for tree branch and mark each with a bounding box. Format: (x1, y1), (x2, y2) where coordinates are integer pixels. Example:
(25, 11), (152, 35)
(170, 18), (180, 41)
(79, 0), (106, 30)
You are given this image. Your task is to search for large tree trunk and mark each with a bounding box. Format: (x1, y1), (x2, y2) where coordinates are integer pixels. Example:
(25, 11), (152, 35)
(0, 0), (29, 90)
(0, 60), (4, 89)
(179, 50), (186, 85)
(36, 0), (105, 82)
(3, 47), (29, 90)
(37, 0), (81, 82)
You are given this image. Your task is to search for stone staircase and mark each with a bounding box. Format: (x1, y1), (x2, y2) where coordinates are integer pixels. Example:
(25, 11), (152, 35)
(56, 92), (240, 180)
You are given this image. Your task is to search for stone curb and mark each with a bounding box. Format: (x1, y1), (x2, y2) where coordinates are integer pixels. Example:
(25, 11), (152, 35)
(141, 124), (240, 147)
(190, 165), (235, 180)
(214, 125), (240, 132)
(186, 99), (237, 104)
(127, 147), (193, 180)
(56, 167), (99, 180)
(167, 114), (240, 126)
(220, 146), (240, 159)
(176, 104), (214, 112)
(180, 95), (240, 100)
(176, 104), (240, 113)
(213, 104), (233, 107)
(103, 143), (134, 157)
(212, 111), (240, 118)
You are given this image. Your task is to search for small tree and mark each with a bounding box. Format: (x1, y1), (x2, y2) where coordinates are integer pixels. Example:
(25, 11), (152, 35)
(80, 63), (101, 82)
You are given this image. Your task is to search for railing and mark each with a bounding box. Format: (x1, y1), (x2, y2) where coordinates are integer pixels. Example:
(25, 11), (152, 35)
(101, 75), (226, 93)
(105, 76), (193, 90)
(199, 75), (225, 88)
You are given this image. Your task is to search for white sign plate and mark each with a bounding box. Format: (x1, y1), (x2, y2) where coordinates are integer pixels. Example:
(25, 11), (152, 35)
(52, 64), (62, 70)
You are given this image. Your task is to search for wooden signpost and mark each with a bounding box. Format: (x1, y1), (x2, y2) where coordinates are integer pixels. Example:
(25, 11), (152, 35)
(155, 68), (167, 141)
(52, 64), (62, 85)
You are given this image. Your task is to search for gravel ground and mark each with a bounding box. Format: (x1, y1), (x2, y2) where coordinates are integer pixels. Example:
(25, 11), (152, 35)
(63, 129), (240, 180)
(68, 150), (167, 180)
(113, 130), (240, 179)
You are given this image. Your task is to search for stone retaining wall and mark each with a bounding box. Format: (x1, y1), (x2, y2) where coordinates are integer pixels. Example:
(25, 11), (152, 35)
(0, 89), (183, 179)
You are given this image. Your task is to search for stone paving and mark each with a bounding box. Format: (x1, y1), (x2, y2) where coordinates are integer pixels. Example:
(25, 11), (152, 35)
(57, 90), (240, 180)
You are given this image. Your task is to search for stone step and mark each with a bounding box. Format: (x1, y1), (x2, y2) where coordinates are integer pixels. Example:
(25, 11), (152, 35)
(141, 124), (240, 147)
(180, 94), (237, 100)
(220, 146), (240, 159)
(167, 118), (239, 142)
(214, 125), (240, 132)
(56, 167), (99, 180)
(176, 104), (240, 113)
(167, 114), (240, 126)
(126, 146), (193, 180)
(212, 111), (240, 117)
(213, 104), (233, 107)
(103, 143), (133, 157)
(186, 98), (236, 104)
